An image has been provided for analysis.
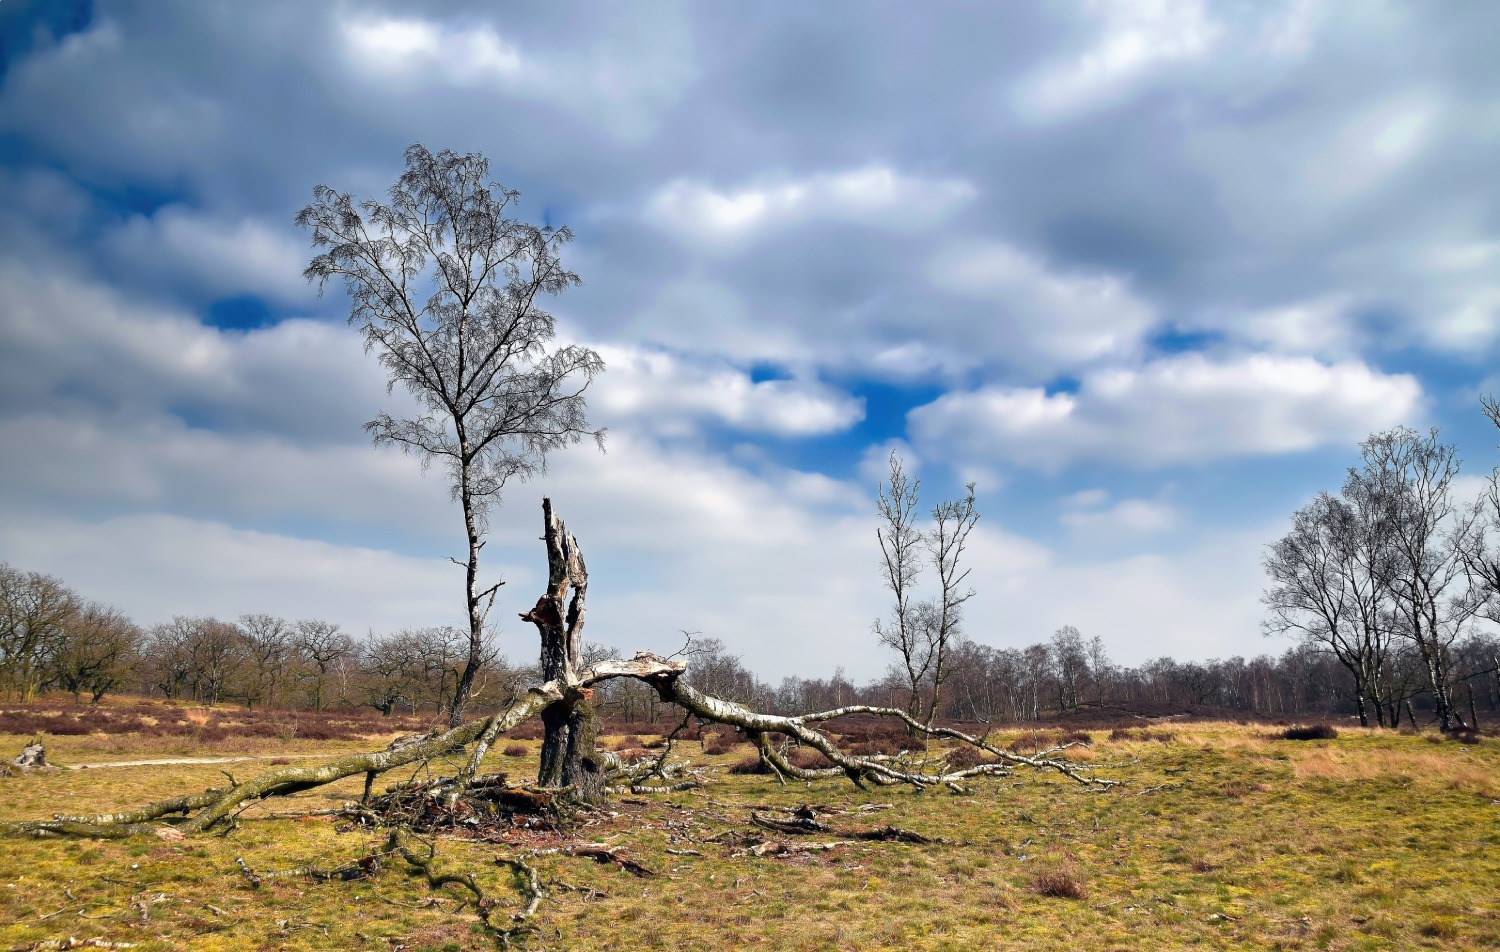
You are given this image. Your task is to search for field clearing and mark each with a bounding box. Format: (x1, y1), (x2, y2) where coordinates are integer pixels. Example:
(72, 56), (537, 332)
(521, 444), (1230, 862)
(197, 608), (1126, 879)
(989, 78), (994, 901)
(1, 720), (1497, 951)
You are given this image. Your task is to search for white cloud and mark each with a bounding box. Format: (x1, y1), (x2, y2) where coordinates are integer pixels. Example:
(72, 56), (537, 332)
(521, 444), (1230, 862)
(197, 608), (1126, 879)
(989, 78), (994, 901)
(102, 206), (309, 302)
(1017, 0), (1222, 119)
(964, 527), (1271, 665)
(0, 261), (397, 442)
(1060, 494), (1178, 535)
(646, 166), (975, 244)
(592, 345), (863, 438)
(928, 241), (1157, 369)
(1216, 297), (1360, 358)
(343, 17), (524, 82)
(909, 353), (1424, 470)
(0, 512), (473, 636)
(338, 11), (695, 142)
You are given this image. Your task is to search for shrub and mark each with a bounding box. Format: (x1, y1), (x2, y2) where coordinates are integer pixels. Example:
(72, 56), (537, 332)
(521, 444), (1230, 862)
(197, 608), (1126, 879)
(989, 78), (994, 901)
(729, 754), (769, 775)
(506, 719), (545, 741)
(1281, 724), (1338, 741)
(704, 734), (740, 755)
(502, 744), (529, 758)
(789, 748), (833, 770)
(1032, 869), (1088, 900)
(943, 745), (994, 770)
(613, 735), (644, 751)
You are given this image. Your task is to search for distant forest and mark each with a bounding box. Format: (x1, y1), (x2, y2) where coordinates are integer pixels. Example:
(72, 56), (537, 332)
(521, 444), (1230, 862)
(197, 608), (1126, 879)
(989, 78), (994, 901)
(3, 561), (1496, 728)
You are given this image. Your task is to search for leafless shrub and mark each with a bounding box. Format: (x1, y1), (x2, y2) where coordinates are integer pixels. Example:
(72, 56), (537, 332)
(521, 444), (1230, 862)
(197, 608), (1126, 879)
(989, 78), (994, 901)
(1032, 868), (1087, 900)
(788, 748), (832, 770)
(729, 754), (769, 775)
(502, 744), (529, 758)
(942, 745), (994, 769)
(1281, 724), (1338, 741)
(704, 734), (739, 755)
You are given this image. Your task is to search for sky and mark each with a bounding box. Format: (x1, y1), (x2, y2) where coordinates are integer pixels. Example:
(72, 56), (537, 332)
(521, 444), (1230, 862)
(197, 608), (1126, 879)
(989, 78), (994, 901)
(2, 0), (1499, 681)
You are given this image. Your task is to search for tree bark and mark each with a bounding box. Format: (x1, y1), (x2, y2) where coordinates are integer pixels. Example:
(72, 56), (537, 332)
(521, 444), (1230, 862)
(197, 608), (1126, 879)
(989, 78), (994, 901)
(522, 498), (603, 802)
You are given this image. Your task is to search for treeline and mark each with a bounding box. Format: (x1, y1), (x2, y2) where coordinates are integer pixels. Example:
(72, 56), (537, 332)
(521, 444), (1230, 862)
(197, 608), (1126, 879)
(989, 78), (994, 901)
(584, 628), (1500, 728)
(0, 563), (520, 713)
(4, 558), (1498, 726)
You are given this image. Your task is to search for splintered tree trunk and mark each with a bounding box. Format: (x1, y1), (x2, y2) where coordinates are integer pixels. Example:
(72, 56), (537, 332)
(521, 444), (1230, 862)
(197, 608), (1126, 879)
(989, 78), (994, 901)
(522, 498), (604, 803)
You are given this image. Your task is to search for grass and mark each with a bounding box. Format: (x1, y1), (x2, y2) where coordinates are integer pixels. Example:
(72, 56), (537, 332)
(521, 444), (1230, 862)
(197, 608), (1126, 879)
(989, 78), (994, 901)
(1, 718), (1497, 950)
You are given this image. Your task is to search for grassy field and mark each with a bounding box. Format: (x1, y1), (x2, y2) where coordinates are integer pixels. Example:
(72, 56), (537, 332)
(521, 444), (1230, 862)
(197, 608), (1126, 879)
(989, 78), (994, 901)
(1, 715), (1496, 951)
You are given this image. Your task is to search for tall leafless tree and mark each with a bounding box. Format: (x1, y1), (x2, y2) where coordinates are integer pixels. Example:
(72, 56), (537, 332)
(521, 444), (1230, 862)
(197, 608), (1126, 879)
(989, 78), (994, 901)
(874, 455), (978, 727)
(874, 453), (930, 724)
(0, 563), (77, 701)
(298, 144), (604, 726)
(925, 482), (978, 725)
(1050, 625), (1088, 714)
(293, 619), (355, 712)
(1263, 491), (1397, 726)
(52, 602), (141, 704)
(238, 614), (292, 710)
(1348, 428), (1477, 731)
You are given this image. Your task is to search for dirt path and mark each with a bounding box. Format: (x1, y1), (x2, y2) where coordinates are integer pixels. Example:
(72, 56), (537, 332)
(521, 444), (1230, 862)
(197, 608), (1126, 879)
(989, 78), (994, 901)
(65, 753), (328, 770)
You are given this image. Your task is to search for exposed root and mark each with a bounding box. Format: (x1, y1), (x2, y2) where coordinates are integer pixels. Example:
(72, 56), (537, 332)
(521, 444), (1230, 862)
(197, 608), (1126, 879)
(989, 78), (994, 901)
(366, 773), (562, 836)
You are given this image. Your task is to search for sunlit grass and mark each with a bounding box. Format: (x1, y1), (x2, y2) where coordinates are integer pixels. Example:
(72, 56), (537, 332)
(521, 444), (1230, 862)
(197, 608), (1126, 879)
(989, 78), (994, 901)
(0, 721), (1496, 950)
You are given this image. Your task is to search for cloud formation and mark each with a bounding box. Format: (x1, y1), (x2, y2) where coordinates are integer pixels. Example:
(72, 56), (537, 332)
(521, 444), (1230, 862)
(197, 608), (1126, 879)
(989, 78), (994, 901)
(909, 354), (1424, 469)
(1, 0), (1498, 677)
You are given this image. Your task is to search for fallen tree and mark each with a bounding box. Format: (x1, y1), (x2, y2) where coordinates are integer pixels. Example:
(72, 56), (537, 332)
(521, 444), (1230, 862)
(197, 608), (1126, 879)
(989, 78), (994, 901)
(3, 499), (1114, 841)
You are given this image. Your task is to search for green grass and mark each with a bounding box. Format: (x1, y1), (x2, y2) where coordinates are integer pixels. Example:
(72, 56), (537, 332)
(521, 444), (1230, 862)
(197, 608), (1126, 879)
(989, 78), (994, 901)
(1, 722), (1497, 950)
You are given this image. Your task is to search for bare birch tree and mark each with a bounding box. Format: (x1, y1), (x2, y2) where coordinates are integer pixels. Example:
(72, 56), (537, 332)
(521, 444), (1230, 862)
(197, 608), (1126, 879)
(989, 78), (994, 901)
(298, 144), (604, 725)
(873, 455), (979, 727)
(1263, 491), (1396, 726)
(874, 453), (929, 724)
(1349, 428), (1476, 731)
(925, 482), (978, 725)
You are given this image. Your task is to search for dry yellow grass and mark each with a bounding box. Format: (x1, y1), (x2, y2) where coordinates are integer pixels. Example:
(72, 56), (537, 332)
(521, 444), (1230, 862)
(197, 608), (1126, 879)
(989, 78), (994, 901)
(1291, 743), (1499, 796)
(0, 720), (1496, 950)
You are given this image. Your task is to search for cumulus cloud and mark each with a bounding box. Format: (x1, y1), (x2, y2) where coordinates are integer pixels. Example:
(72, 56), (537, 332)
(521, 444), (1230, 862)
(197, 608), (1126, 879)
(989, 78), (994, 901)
(0, 512), (473, 635)
(592, 344), (864, 438)
(338, 9), (695, 142)
(101, 206), (310, 303)
(645, 166), (975, 245)
(927, 241), (1157, 369)
(909, 353), (1424, 470)
(0, 261), (396, 443)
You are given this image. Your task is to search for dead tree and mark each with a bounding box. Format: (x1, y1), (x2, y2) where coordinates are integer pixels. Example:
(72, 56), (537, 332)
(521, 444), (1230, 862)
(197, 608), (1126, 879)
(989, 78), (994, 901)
(2, 499), (1114, 842)
(522, 498), (603, 799)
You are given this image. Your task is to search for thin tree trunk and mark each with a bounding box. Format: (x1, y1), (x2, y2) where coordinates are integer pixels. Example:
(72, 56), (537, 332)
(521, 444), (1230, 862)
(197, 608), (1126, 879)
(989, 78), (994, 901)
(449, 454), (485, 727)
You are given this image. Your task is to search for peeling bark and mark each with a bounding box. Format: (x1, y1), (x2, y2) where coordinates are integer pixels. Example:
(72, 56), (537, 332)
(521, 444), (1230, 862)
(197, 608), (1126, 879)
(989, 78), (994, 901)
(522, 498), (604, 802)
